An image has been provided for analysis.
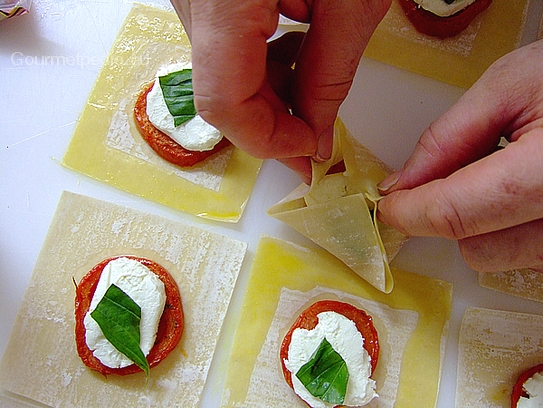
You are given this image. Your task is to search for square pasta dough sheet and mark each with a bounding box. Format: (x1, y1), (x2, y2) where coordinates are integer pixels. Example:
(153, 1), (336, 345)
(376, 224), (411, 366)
(62, 3), (262, 222)
(479, 268), (543, 303)
(456, 307), (543, 407)
(221, 236), (453, 407)
(363, 0), (532, 88)
(0, 191), (247, 407)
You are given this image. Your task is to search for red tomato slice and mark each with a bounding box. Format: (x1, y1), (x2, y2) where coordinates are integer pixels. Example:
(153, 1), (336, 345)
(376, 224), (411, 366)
(399, 0), (493, 38)
(280, 300), (379, 391)
(134, 83), (231, 168)
(511, 364), (543, 407)
(74, 256), (184, 376)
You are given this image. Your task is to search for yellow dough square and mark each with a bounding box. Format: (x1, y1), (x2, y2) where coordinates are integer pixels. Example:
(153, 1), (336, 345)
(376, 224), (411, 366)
(62, 3), (262, 222)
(0, 191), (247, 407)
(220, 236), (452, 407)
(456, 307), (543, 407)
(364, 0), (532, 88)
(479, 269), (543, 303)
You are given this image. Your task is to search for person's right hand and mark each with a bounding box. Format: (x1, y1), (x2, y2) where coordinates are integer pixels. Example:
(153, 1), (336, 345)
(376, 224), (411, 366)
(377, 39), (543, 273)
(170, 0), (391, 183)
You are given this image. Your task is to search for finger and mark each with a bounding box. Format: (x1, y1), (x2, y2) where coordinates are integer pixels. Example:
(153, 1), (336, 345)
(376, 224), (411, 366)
(277, 152), (347, 184)
(170, 0), (193, 39)
(292, 0), (392, 161)
(379, 40), (543, 193)
(267, 31), (305, 66)
(266, 32), (306, 108)
(378, 85), (509, 193)
(459, 218), (543, 273)
(214, 83), (318, 159)
(278, 156), (312, 184)
(378, 127), (543, 240)
(190, 1), (317, 160)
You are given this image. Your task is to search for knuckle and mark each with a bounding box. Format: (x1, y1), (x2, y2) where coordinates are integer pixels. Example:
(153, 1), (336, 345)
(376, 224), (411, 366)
(426, 188), (472, 240)
(458, 237), (495, 272)
(414, 124), (457, 177)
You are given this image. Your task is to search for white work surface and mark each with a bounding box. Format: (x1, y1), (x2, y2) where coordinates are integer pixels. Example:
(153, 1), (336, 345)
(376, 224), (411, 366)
(1, 1), (543, 407)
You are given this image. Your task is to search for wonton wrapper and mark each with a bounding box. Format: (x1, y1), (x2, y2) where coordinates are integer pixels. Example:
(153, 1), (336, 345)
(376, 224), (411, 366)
(221, 236), (452, 407)
(268, 118), (407, 293)
(456, 307), (543, 407)
(62, 3), (262, 222)
(363, 0), (532, 88)
(278, 0), (532, 89)
(0, 191), (247, 407)
(479, 268), (543, 303)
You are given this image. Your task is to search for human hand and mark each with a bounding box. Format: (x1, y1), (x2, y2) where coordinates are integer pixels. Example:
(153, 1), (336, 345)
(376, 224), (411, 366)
(377, 39), (543, 273)
(170, 0), (391, 183)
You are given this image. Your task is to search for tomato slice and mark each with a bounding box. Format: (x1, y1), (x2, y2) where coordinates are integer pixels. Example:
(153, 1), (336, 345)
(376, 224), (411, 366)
(134, 83), (231, 168)
(74, 256), (184, 376)
(280, 300), (379, 390)
(511, 364), (543, 407)
(399, 0), (493, 39)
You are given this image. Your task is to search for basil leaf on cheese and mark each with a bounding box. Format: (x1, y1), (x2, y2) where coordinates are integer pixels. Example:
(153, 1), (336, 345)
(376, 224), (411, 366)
(159, 69), (197, 127)
(90, 284), (150, 379)
(296, 338), (349, 404)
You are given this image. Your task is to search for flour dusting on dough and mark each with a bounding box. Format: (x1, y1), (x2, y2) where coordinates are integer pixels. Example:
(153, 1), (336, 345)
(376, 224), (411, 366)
(0, 191), (247, 407)
(479, 269), (543, 303)
(456, 307), (543, 407)
(106, 99), (149, 161)
(105, 93), (232, 192)
(380, 0), (483, 57)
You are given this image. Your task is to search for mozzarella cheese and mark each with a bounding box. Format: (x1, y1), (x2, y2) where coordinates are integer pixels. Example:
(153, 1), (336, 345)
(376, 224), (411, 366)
(284, 311), (377, 407)
(83, 257), (166, 368)
(146, 62), (222, 151)
(413, 0), (477, 17)
(518, 372), (543, 408)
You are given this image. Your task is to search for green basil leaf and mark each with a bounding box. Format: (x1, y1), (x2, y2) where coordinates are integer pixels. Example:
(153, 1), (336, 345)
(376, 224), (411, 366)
(296, 337), (349, 404)
(159, 69), (197, 127)
(90, 284), (150, 379)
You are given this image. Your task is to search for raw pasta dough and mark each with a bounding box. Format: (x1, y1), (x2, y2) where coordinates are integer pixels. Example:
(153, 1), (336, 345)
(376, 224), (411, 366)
(0, 191), (247, 407)
(363, 0), (532, 88)
(479, 268), (543, 303)
(62, 3), (261, 222)
(221, 236), (452, 407)
(456, 307), (543, 407)
(268, 118), (407, 293)
(278, 0), (532, 88)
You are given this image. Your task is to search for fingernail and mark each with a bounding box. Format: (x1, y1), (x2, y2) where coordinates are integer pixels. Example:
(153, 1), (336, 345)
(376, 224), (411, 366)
(315, 125), (334, 162)
(378, 170), (402, 192)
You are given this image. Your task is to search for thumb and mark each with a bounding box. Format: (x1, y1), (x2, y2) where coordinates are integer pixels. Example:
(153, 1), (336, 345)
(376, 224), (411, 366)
(378, 127), (543, 240)
(291, 0), (391, 161)
(379, 41), (543, 193)
(171, 0), (193, 39)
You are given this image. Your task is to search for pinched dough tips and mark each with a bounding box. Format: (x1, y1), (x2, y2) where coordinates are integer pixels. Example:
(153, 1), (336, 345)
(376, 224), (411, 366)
(268, 118), (407, 293)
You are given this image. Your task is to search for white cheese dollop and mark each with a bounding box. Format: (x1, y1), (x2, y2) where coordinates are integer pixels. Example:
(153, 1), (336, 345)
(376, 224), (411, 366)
(146, 62), (222, 151)
(284, 311), (377, 407)
(413, 0), (477, 17)
(518, 372), (543, 408)
(83, 257), (166, 368)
